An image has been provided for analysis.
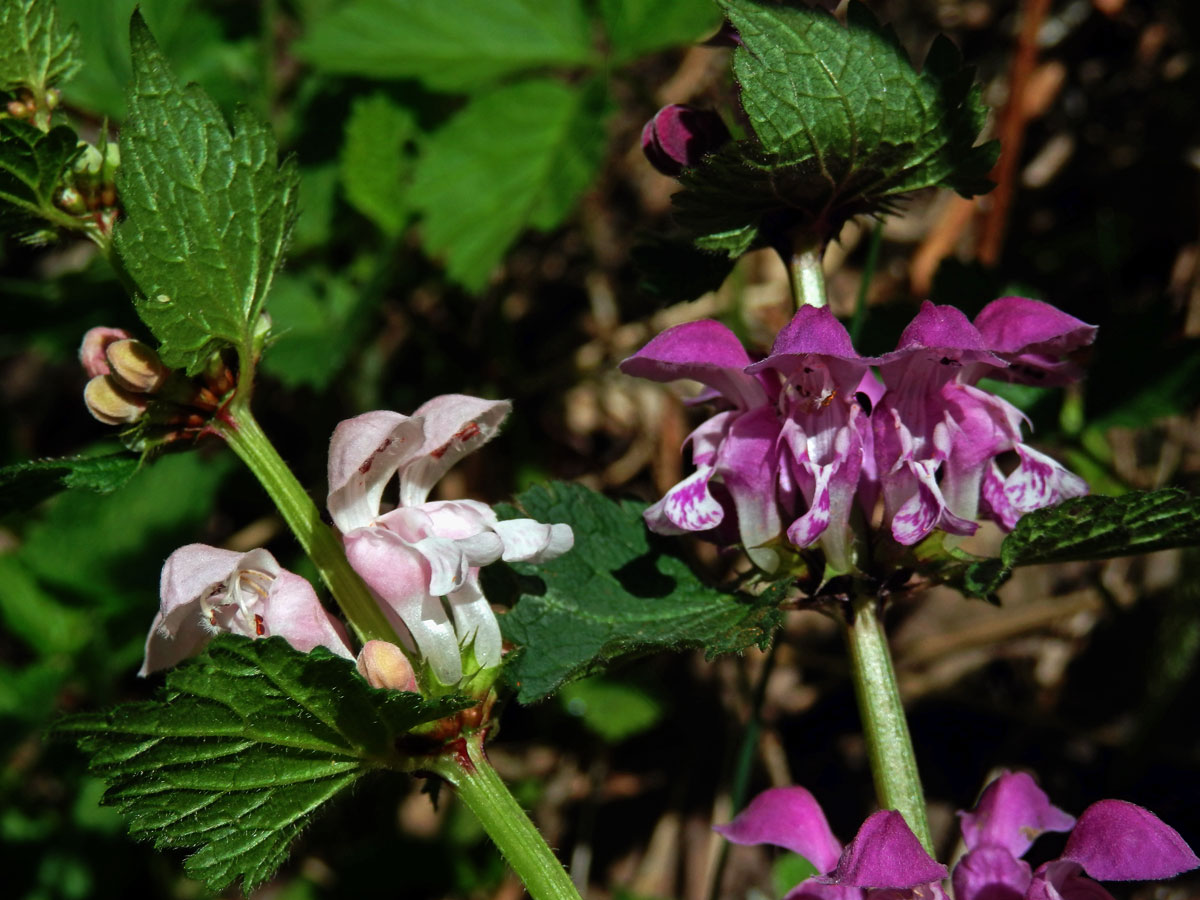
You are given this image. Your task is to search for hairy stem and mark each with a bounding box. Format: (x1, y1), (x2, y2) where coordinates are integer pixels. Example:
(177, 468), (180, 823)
(785, 240), (827, 310)
(842, 593), (933, 853)
(217, 407), (397, 644)
(433, 732), (584, 900)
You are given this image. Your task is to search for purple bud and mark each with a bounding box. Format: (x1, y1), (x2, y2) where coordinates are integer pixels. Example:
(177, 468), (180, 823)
(640, 104), (731, 176)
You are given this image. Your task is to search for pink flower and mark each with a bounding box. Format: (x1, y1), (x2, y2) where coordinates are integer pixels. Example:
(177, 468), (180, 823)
(620, 319), (784, 572)
(327, 394), (573, 688)
(141, 544), (352, 676)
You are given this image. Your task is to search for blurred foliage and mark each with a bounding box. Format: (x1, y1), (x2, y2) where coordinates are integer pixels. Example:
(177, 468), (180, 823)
(2, 0), (1200, 898)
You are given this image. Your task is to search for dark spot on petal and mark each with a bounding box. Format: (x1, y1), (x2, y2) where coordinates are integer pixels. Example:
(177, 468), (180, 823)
(254, 614), (265, 635)
(855, 391), (873, 415)
(359, 437), (392, 474)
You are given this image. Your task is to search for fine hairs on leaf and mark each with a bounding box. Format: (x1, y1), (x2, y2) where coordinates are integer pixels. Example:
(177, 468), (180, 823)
(113, 12), (298, 376)
(0, 450), (139, 513)
(54, 635), (470, 893)
(496, 481), (782, 703)
(0, 0), (82, 97)
(956, 489), (1200, 596)
(673, 0), (998, 254)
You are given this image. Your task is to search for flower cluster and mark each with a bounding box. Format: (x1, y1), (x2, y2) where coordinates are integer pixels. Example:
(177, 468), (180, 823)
(620, 298), (1095, 575)
(716, 772), (1199, 900)
(140, 394), (573, 693)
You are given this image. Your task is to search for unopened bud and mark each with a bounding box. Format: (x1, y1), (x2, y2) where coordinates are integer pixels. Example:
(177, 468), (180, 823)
(102, 141), (121, 179)
(84, 375), (147, 425)
(56, 186), (86, 214)
(640, 104), (732, 177)
(106, 339), (168, 393)
(356, 640), (418, 692)
(7, 100), (29, 118)
(46, 88), (61, 110)
(79, 326), (134, 377)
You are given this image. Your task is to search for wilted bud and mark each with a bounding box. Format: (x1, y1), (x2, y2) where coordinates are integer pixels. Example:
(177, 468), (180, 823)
(84, 375), (148, 425)
(106, 339), (169, 393)
(79, 326), (134, 377)
(356, 640), (418, 692)
(640, 104), (732, 176)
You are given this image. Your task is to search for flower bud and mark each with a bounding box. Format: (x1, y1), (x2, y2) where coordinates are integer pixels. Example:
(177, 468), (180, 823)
(46, 88), (61, 110)
(106, 339), (169, 393)
(356, 640), (418, 692)
(79, 326), (134, 377)
(73, 142), (104, 176)
(641, 104), (732, 177)
(56, 187), (86, 214)
(84, 375), (148, 425)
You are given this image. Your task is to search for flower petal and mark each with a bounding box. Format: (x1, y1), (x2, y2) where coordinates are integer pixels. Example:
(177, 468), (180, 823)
(400, 395), (511, 506)
(157, 543), (244, 628)
(718, 405), (784, 572)
(951, 846), (1031, 900)
(139, 607), (212, 676)
(79, 326), (133, 378)
(447, 576), (503, 671)
(1001, 445), (1089, 518)
(713, 786), (843, 873)
(973, 297), (1096, 385)
(958, 770), (1076, 858)
(328, 411), (425, 533)
(259, 571), (353, 658)
(619, 320), (768, 409)
(1061, 799), (1200, 882)
(821, 810), (948, 889)
(1026, 861), (1115, 900)
(494, 518), (574, 562)
(645, 464), (726, 534)
(343, 526), (462, 686)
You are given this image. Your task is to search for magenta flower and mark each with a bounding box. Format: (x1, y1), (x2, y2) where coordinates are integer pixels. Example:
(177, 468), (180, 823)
(748, 306), (874, 574)
(641, 104), (732, 176)
(716, 786), (947, 899)
(954, 771), (1199, 900)
(718, 774), (1198, 900)
(619, 319), (784, 571)
(327, 394), (573, 688)
(141, 544), (352, 676)
(873, 300), (1092, 545)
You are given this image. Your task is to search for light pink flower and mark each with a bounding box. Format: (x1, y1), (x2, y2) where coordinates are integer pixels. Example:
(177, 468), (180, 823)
(328, 394), (573, 688)
(141, 544), (352, 676)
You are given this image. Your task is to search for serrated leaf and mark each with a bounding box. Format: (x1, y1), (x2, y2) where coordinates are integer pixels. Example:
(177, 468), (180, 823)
(496, 482), (782, 703)
(674, 0), (997, 254)
(0, 117), (79, 224)
(0, 449), (138, 513)
(339, 92), (418, 237)
(112, 13), (298, 375)
(961, 489), (1200, 596)
(410, 78), (610, 291)
(0, 0), (81, 97)
(297, 0), (596, 92)
(600, 0), (723, 63)
(54, 635), (470, 893)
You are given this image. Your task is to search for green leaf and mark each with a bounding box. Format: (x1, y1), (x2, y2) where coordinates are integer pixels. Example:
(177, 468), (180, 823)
(772, 852), (819, 898)
(559, 675), (664, 743)
(674, 0), (997, 253)
(496, 482), (782, 703)
(0, 0), (81, 97)
(54, 634), (469, 893)
(260, 272), (357, 390)
(0, 449), (138, 513)
(600, 0), (723, 63)
(296, 0), (596, 92)
(964, 489), (1200, 596)
(631, 232), (738, 305)
(0, 117), (79, 224)
(410, 78), (610, 291)
(339, 92), (418, 237)
(113, 13), (298, 375)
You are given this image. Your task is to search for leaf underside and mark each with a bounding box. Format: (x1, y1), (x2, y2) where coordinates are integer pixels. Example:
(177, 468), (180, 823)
(496, 481), (782, 703)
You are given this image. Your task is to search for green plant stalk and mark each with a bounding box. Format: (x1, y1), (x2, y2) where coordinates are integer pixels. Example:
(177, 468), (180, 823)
(787, 243), (827, 310)
(842, 593), (933, 853)
(217, 407), (397, 644)
(431, 731), (584, 900)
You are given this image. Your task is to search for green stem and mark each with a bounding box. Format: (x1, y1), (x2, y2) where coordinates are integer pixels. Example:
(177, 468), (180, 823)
(217, 407), (397, 645)
(786, 242), (827, 311)
(433, 732), (583, 900)
(842, 593), (933, 853)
